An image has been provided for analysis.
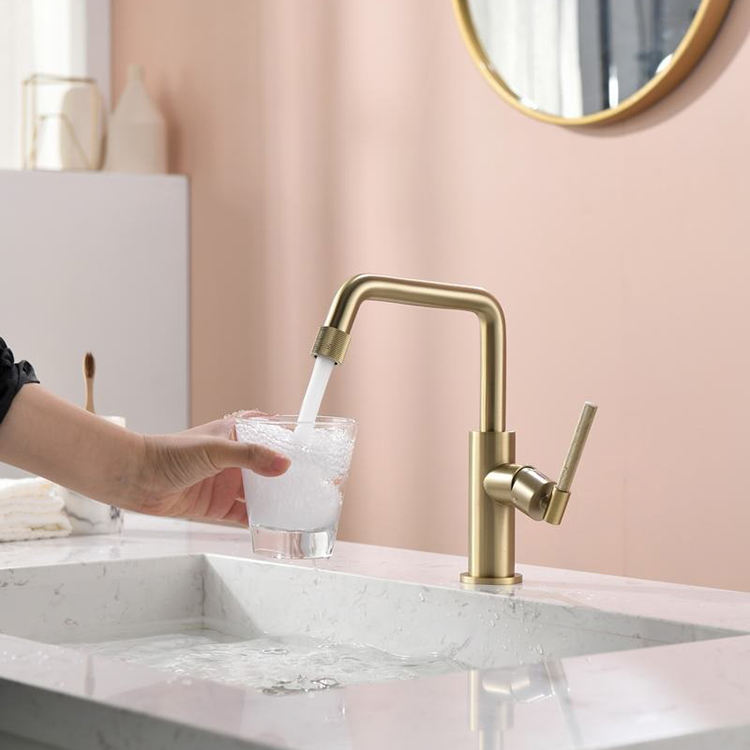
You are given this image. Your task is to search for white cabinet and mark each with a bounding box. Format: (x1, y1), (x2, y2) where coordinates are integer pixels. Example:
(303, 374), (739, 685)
(0, 170), (189, 476)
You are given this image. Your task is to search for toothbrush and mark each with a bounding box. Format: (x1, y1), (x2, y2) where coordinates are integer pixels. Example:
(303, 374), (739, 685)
(83, 352), (96, 413)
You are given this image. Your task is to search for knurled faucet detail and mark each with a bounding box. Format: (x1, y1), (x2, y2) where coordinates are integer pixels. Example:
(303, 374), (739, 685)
(312, 274), (597, 585)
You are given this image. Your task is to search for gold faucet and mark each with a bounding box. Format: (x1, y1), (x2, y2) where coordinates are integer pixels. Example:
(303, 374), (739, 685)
(312, 274), (597, 585)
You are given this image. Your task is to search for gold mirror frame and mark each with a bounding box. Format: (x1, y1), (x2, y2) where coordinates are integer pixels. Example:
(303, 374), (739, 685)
(453, 0), (734, 126)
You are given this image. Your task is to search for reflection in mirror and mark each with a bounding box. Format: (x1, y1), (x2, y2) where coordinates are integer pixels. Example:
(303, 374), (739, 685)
(463, 0), (728, 121)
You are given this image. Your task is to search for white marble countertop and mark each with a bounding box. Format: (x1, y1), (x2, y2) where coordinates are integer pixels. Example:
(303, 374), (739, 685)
(0, 515), (749, 749)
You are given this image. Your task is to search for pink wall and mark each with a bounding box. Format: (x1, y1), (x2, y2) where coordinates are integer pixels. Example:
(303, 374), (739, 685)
(113, 1), (750, 590)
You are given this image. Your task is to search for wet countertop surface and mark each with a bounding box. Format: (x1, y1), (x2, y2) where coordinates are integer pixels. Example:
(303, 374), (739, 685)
(0, 515), (749, 749)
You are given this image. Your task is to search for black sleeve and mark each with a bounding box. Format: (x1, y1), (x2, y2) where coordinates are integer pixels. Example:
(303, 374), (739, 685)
(0, 338), (39, 424)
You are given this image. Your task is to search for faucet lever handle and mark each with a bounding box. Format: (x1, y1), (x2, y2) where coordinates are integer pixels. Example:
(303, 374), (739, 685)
(557, 401), (598, 493)
(543, 401), (598, 525)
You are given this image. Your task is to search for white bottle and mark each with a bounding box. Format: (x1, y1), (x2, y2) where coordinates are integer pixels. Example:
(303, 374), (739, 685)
(105, 64), (167, 174)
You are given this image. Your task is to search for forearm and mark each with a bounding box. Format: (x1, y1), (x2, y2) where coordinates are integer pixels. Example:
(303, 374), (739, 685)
(0, 384), (145, 509)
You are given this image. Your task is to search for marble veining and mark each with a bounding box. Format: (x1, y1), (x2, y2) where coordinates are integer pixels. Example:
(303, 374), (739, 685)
(0, 517), (749, 749)
(63, 490), (123, 536)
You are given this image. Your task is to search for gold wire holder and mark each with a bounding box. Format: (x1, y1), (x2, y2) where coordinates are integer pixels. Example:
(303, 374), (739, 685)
(22, 74), (102, 170)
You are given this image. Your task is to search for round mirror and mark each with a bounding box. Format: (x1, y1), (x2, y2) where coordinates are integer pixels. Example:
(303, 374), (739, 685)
(454, 0), (733, 126)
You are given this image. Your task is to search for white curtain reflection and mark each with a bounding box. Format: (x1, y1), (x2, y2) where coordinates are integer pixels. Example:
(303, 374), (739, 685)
(0, 0), (87, 168)
(468, 0), (583, 117)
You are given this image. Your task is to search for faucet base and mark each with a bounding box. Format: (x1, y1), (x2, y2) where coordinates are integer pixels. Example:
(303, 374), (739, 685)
(460, 572), (523, 586)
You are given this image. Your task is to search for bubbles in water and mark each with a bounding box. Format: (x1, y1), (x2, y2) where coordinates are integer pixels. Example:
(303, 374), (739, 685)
(237, 419), (355, 531)
(68, 629), (466, 695)
(311, 677), (340, 689)
(262, 675), (340, 696)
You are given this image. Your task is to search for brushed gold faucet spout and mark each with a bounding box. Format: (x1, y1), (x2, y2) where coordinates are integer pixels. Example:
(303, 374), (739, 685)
(312, 274), (597, 586)
(312, 274), (506, 432)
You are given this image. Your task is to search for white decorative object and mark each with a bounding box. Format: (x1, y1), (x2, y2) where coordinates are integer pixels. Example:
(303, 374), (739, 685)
(22, 74), (104, 171)
(64, 416), (125, 536)
(59, 83), (105, 170)
(105, 64), (167, 174)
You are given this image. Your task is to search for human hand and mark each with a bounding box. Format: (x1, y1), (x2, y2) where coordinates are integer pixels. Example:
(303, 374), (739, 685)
(0, 387), (287, 526)
(131, 412), (289, 525)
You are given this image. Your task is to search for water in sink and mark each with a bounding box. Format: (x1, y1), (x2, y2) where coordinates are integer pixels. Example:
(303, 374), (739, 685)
(69, 627), (468, 695)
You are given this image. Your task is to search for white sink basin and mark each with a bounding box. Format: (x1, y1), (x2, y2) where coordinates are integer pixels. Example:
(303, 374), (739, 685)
(0, 554), (738, 695)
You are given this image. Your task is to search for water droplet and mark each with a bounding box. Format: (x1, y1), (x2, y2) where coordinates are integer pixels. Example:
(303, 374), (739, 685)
(311, 676), (339, 689)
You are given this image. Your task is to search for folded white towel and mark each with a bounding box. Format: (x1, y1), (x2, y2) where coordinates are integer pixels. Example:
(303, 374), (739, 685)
(0, 476), (62, 501)
(0, 478), (72, 542)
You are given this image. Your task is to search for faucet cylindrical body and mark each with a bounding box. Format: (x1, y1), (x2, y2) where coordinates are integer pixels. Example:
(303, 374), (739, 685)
(463, 430), (521, 584)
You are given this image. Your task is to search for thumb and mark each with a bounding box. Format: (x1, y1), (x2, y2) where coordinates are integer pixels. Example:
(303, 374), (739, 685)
(205, 438), (290, 477)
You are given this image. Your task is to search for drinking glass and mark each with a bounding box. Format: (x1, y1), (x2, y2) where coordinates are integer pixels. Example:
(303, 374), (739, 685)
(235, 415), (357, 559)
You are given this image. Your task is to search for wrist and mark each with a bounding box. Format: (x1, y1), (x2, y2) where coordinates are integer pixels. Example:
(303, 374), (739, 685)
(110, 429), (149, 511)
